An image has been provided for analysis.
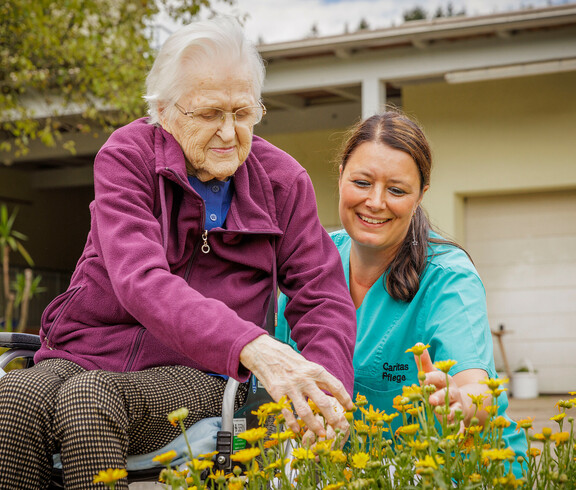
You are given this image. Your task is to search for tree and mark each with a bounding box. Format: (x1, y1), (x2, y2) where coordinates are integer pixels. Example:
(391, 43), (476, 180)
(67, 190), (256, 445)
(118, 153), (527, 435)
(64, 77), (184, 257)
(403, 6), (427, 21)
(0, 0), (233, 163)
(357, 18), (370, 31)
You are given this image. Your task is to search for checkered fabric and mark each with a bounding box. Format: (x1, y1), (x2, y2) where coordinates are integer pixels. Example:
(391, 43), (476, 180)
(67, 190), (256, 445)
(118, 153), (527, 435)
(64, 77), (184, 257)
(0, 358), (247, 490)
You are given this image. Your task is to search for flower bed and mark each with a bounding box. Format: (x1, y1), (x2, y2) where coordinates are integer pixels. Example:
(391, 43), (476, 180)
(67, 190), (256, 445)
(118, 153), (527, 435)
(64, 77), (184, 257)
(95, 346), (576, 489)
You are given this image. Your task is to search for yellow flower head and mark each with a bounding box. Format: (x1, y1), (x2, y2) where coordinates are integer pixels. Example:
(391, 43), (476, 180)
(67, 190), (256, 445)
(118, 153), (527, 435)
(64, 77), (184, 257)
(407, 406), (423, 417)
(482, 448), (516, 461)
(484, 405), (499, 417)
(392, 395), (413, 413)
(515, 417), (534, 431)
(414, 454), (444, 470)
(252, 396), (291, 425)
(529, 447), (541, 458)
(323, 483), (346, 490)
(402, 384), (423, 400)
(167, 407), (189, 427)
(434, 359), (457, 373)
(468, 393), (486, 408)
(93, 468), (128, 484)
(351, 452), (370, 469)
(550, 412), (566, 423)
(408, 439), (430, 452)
(190, 459), (214, 472)
(382, 412), (400, 423)
(230, 447), (261, 464)
(237, 427), (268, 445)
(479, 377), (508, 391)
(208, 470), (227, 484)
(354, 420), (370, 435)
(405, 343), (431, 356)
(360, 404), (387, 423)
(491, 416), (511, 429)
(152, 450), (178, 465)
(264, 458), (290, 471)
(312, 440), (334, 456)
(291, 447), (315, 460)
(270, 429), (297, 442)
(198, 450), (218, 459)
(229, 481), (245, 490)
(355, 393), (368, 407)
(550, 431), (570, 445)
(308, 398), (320, 414)
(396, 423), (420, 437)
(329, 450), (348, 464)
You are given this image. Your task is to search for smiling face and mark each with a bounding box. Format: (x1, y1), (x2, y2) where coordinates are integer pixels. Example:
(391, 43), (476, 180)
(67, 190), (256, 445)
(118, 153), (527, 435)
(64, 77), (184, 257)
(339, 140), (428, 255)
(162, 61), (257, 182)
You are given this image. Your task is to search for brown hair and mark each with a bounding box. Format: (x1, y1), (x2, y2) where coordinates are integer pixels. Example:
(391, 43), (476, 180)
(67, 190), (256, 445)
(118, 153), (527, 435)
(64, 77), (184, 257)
(339, 108), (468, 302)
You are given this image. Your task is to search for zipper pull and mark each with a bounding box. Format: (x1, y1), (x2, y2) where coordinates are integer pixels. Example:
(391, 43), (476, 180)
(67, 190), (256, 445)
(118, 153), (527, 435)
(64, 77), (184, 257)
(201, 230), (210, 254)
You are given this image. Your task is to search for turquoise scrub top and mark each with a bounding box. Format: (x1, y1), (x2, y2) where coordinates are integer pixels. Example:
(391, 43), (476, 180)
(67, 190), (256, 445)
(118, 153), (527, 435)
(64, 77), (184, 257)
(277, 229), (527, 475)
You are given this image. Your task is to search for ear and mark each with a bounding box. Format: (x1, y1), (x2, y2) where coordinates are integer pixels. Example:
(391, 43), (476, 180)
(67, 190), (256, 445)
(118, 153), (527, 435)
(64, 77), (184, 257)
(158, 105), (173, 134)
(338, 164), (343, 178)
(417, 184), (430, 206)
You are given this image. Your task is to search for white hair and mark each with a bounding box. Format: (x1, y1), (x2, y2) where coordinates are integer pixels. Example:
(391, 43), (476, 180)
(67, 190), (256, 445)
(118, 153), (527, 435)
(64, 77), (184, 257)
(144, 16), (266, 125)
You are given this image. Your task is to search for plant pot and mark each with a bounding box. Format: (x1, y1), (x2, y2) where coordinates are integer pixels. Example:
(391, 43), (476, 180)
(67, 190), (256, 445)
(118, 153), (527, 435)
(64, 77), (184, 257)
(512, 372), (539, 399)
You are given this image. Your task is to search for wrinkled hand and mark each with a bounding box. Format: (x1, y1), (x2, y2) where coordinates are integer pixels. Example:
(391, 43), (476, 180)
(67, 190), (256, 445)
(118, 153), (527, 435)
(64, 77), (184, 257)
(301, 396), (350, 449)
(240, 334), (353, 438)
(415, 349), (465, 431)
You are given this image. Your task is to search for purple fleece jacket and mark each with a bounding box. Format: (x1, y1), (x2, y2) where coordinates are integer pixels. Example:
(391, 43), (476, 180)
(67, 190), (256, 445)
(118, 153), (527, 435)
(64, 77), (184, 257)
(35, 118), (356, 394)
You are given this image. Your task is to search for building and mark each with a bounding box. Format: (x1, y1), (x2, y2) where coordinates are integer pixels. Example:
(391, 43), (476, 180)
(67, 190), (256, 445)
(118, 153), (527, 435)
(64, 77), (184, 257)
(1, 4), (575, 392)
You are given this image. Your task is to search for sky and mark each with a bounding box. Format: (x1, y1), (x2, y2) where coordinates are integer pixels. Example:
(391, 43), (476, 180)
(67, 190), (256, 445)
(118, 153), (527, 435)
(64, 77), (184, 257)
(177, 0), (576, 44)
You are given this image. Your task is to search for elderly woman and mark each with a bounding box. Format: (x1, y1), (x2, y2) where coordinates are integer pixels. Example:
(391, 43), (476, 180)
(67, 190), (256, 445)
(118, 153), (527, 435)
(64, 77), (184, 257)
(278, 109), (527, 476)
(0, 17), (356, 489)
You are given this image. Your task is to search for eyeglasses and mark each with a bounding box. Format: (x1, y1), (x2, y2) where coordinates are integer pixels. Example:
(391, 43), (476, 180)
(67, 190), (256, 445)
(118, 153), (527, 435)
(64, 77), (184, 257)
(174, 102), (266, 127)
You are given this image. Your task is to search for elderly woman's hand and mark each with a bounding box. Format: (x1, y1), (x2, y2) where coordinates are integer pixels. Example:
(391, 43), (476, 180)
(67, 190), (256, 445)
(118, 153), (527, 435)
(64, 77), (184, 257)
(239, 334), (353, 438)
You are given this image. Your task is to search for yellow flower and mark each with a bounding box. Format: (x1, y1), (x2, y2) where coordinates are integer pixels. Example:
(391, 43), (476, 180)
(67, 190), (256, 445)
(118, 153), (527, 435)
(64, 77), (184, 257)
(270, 429), (297, 442)
(264, 458), (290, 471)
(360, 404), (387, 423)
(167, 407), (189, 427)
(484, 405), (499, 417)
(550, 431), (570, 445)
(312, 440), (334, 456)
(351, 452), (370, 469)
(491, 416), (511, 429)
(230, 447), (261, 464)
(407, 406), (423, 416)
(408, 440), (429, 452)
(190, 459), (214, 472)
(354, 420), (370, 435)
(198, 450), (218, 459)
(308, 398), (320, 414)
(382, 412), (400, 423)
(355, 393), (368, 407)
(152, 450), (178, 465)
(237, 427), (268, 445)
(252, 396), (291, 425)
(434, 359), (457, 373)
(323, 483), (346, 490)
(343, 468), (353, 481)
(493, 473), (522, 489)
(329, 450), (347, 464)
(469, 473), (482, 483)
(291, 447), (315, 460)
(467, 425), (483, 435)
(405, 343), (431, 356)
(402, 384), (422, 400)
(550, 413), (566, 422)
(93, 468), (128, 484)
(263, 439), (278, 449)
(529, 447), (541, 458)
(392, 395), (413, 413)
(229, 481), (244, 490)
(515, 417), (534, 431)
(479, 377), (508, 391)
(482, 448), (516, 461)
(208, 470), (227, 484)
(396, 423), (420, 436)
(415, 454), (444, 470)
(468, 393), (486, 408)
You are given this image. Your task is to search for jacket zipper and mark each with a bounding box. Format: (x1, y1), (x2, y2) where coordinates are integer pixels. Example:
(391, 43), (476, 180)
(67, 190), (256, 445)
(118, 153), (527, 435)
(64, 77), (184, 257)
(163, 167), (208, 282)
(125, 327), (145, 371)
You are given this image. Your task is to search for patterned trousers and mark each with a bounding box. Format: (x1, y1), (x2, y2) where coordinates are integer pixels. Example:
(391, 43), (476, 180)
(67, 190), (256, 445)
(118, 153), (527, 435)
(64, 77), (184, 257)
(0, 358), (247, 490)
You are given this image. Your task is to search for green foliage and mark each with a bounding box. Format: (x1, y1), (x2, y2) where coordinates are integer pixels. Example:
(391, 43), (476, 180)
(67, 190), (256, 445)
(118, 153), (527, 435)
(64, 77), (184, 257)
(0, 0), (233, 162)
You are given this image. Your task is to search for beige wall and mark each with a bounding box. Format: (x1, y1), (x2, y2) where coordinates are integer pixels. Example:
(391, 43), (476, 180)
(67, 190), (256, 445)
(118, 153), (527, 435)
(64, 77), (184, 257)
(403, 71), (576, 243)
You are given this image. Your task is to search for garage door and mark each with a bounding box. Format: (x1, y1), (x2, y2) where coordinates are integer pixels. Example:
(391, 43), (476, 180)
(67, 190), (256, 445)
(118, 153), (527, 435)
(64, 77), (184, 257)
(465, 190), (576, 394)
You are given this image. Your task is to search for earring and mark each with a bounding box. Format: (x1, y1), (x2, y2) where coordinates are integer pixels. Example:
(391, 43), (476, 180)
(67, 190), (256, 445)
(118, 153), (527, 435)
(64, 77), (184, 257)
(411, 209), (418, 246)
